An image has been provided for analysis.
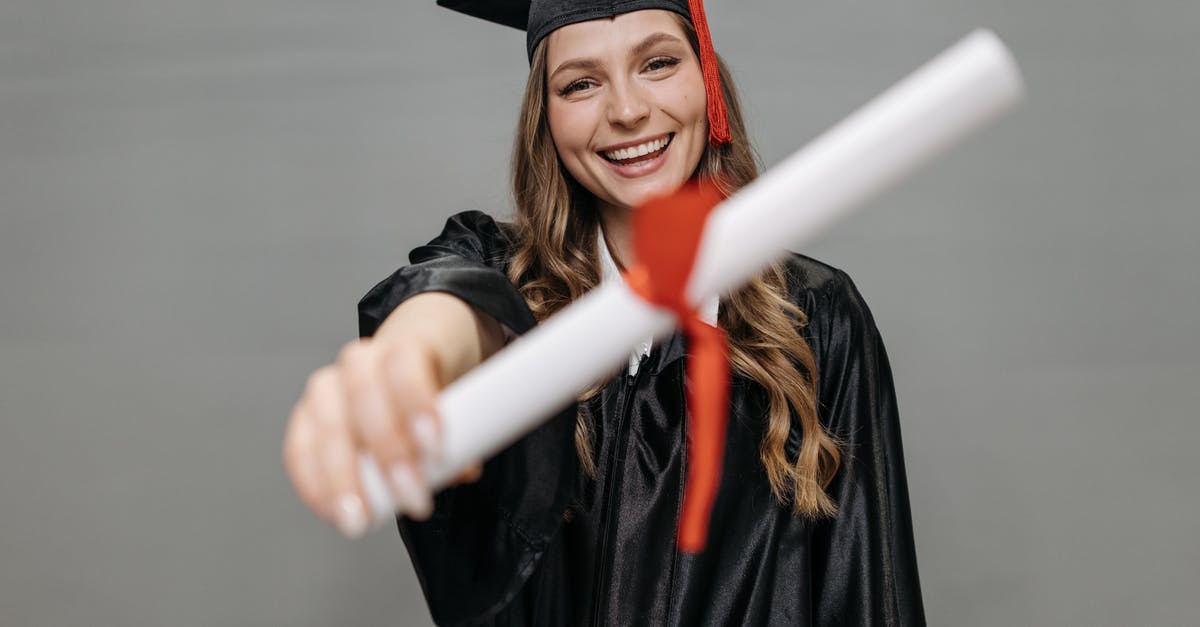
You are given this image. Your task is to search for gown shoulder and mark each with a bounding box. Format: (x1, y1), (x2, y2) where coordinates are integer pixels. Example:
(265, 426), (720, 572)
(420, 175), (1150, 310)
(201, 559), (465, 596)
(357, 210), (532, 339)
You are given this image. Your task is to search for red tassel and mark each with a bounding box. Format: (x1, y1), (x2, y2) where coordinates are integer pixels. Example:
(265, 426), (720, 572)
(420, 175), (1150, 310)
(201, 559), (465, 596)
(687, 0), (731, 146)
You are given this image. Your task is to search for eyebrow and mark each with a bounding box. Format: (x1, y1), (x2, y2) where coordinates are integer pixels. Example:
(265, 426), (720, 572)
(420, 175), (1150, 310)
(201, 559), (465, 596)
(549, 32), (687, 81)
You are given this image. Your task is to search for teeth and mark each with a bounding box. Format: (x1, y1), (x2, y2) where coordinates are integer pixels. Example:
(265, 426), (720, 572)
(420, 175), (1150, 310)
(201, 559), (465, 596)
(603, 135), (670, 162)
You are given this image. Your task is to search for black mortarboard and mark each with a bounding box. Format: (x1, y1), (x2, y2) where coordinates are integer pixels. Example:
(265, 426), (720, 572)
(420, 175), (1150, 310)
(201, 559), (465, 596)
(436, 0), (731, 145)
(437, 0), (687, 60)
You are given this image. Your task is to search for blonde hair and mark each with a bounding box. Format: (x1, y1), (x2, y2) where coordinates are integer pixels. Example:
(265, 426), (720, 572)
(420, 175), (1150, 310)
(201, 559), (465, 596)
(507, 14), (841, 518)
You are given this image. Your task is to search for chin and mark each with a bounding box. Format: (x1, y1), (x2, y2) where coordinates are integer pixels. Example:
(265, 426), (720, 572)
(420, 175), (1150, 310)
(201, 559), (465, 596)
(608, 177), (688, 210)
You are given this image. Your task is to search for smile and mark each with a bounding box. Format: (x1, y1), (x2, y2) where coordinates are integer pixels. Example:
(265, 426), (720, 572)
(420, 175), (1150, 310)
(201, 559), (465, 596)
(599, 133), (673, 165)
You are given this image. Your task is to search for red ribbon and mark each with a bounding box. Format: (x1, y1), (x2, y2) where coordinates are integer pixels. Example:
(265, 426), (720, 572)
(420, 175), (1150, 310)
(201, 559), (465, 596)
(623, 180), (729, 553)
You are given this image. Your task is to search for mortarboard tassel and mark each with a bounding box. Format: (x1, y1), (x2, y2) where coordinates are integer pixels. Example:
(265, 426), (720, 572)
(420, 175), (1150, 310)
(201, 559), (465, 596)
(686, 0), (731, 146)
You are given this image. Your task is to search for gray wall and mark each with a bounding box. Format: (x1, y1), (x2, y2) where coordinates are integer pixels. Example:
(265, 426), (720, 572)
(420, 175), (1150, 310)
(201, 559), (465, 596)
(2, 1), (1197, 625)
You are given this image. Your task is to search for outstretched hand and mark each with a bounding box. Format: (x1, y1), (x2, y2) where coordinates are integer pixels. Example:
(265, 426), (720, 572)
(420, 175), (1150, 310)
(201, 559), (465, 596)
(283, 293), (497, 537)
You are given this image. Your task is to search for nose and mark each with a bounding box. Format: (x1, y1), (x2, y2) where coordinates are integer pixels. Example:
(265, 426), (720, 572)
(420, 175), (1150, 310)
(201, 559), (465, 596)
(605, 78), (650, 129)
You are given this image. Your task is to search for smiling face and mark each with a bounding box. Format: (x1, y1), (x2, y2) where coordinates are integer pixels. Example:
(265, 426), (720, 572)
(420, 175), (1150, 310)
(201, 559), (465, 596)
(544, 10), (708, 216)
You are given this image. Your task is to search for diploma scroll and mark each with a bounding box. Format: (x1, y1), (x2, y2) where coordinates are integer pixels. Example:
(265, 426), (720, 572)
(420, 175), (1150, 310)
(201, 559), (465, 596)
(358, 29), (1025, 524)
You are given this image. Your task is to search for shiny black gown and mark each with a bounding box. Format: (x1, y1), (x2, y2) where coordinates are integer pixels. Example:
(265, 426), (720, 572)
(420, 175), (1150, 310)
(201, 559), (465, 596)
(358, 211), (926, 626)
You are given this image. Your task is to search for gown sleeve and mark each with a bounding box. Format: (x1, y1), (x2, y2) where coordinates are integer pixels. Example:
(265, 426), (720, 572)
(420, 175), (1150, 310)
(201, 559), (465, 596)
(358, 210), (536, 339)
(357, 211), (578, 627)
(809, 269), (926, 626)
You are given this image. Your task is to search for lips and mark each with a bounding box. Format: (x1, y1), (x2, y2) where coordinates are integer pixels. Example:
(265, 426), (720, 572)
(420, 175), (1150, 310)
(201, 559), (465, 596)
(599, 133), (674, 166)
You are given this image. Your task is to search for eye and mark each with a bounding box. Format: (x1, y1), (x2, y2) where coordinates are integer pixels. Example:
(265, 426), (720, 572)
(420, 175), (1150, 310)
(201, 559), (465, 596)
(644, 56), (681, 72)
(559, 79), (596, 96)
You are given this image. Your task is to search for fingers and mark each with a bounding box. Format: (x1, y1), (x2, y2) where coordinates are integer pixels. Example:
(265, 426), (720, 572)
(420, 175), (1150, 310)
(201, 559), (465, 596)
(283, 403), (330, 523)
(382, 340), (446, 467)
(285, 336), (458, 538)
(341, 341), (435, 520)
(283, 366), (367, 536)
(309, 365), (372, 537)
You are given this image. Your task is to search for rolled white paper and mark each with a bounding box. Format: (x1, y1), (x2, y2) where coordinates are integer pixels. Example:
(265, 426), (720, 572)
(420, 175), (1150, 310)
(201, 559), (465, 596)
(359, 29), (1024, 524)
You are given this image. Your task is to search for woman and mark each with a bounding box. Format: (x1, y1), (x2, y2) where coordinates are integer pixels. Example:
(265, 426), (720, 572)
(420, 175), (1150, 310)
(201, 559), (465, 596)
(284, 1), (925, 624)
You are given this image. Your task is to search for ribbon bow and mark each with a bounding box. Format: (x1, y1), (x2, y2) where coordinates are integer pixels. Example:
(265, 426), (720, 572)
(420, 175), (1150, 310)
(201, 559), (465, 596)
(623, 180), (728, 553)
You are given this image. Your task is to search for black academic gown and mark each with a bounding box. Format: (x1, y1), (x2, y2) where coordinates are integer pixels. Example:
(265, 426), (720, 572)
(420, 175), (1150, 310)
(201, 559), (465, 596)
(358, 211), (926, 626)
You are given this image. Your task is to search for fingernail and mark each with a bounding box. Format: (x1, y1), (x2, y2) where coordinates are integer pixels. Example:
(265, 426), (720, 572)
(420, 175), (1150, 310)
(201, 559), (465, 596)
(390, 464), (433, 520)
(335, 494), (369, 538)
(412, 413), (441, 460)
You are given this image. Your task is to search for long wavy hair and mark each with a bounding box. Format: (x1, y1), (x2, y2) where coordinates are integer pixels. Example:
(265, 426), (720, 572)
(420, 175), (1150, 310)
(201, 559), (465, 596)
(506, 13), (842, 518)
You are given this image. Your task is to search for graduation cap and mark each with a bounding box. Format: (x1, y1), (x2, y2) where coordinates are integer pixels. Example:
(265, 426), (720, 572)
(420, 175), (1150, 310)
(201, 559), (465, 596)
(436, 0), (731, 146)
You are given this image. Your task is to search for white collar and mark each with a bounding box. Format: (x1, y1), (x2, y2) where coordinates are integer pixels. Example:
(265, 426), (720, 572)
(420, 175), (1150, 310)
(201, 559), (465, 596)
(596, 227), (719, 376)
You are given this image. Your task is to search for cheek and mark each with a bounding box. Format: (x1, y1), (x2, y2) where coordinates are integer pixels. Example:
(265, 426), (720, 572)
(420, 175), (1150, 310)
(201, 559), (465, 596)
(680, 66), (708, 116)
(660, 86), (708, 160)
(683, 83), (708, 126)
(658, 74), (708, 131)
(672, 83), (709, 171)
(547, 102), (591, 159)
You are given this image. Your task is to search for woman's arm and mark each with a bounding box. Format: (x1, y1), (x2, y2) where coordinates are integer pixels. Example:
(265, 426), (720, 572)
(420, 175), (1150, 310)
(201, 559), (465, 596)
(373, 290), (507, 384)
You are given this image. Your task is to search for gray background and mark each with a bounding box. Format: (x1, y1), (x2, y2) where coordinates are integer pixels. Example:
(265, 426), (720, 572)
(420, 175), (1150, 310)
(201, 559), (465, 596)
(1, 0), (1197, 625)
